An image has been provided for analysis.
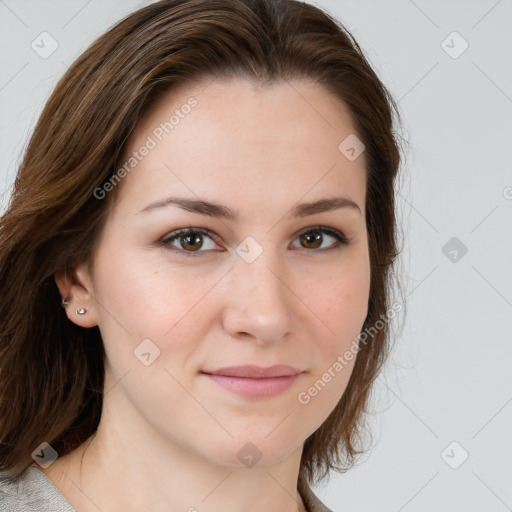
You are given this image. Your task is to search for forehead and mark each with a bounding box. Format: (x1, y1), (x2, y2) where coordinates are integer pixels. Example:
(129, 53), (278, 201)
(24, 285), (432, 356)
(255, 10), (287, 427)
(135, 76), (360, 148)
(113, 77), (366, 215)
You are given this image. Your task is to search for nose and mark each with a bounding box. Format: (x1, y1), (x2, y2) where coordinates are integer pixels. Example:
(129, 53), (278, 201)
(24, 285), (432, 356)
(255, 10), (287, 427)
(221, 250), (298, 345)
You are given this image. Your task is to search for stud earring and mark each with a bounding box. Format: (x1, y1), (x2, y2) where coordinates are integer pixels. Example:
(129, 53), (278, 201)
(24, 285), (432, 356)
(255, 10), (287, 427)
(76, 308), (87, 315)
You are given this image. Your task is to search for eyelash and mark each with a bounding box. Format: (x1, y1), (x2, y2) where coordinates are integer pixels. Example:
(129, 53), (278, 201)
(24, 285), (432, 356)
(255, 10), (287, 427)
(159, 225), (350, 257)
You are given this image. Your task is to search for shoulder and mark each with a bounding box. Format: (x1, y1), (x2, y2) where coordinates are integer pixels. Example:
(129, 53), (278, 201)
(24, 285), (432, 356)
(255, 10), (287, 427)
(0, 465), (75, 512)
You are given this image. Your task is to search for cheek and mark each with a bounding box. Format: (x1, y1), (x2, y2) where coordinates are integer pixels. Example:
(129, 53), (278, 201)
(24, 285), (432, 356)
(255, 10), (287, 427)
(299, 255), (369, 407)
(92, 247), (224, 380)
(312, 259), (370, 342)
(95, 246), (217, 334)
(295, 277), (366, 427)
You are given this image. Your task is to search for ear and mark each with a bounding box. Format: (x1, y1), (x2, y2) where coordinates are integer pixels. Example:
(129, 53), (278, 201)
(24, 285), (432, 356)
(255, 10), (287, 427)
(54, 261), (99, 328)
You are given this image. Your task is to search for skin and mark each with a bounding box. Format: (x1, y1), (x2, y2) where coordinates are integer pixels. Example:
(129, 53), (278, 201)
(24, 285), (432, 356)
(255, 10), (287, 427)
(39, 77), (370, 512)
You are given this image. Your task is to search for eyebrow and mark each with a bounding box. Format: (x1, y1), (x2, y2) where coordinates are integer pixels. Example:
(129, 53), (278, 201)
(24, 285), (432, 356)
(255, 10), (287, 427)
(137, 195), (362, 219)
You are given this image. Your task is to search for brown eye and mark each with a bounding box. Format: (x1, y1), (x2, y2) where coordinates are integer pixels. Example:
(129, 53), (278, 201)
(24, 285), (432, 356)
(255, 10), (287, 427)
(179, 232), (203, 251)
(161, 228), (218, 255)
(292, 226), (349, 251)
(299, 231), (323, 249)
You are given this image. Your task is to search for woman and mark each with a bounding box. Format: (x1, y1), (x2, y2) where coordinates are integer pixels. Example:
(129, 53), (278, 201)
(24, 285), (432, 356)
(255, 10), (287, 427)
(0, 0), (406, 510)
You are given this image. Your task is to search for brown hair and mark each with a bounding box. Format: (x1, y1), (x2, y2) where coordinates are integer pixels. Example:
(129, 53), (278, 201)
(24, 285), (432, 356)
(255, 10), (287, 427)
(0, 0), (407, 487)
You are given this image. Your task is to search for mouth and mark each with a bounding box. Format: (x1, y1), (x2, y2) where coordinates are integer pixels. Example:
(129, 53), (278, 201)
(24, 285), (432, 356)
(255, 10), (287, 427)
(200, 365), (304, 399)
(202, 364), (302, 378)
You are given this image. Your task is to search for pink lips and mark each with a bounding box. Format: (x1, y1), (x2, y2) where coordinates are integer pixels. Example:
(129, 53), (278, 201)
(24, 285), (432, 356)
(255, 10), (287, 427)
(201, 365), (303, 399)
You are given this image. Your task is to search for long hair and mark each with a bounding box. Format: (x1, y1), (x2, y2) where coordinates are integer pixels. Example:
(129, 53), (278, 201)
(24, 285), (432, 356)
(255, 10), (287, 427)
(0, 0), (407, 487)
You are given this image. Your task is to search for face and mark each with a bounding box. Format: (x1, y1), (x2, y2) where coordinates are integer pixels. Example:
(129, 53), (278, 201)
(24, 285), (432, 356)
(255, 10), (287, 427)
(62, 77), (370, 468)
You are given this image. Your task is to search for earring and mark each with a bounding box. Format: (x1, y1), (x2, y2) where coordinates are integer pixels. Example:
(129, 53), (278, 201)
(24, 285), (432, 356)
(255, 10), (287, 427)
(76, 308), (87, 315)
(61, 300), (70, 307)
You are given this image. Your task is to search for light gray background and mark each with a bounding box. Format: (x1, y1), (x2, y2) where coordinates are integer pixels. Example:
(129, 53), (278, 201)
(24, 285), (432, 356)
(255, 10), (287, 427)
(1, 1), (511, 511)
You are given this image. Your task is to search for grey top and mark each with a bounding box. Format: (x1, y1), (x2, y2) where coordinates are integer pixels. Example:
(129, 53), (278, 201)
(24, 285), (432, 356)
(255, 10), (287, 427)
(0, 467), (74, 512)
(0, 466), (334, 512)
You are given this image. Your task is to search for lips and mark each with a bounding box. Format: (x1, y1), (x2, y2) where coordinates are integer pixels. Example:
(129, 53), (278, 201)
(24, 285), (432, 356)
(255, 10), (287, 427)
(201, 364), (302, 378)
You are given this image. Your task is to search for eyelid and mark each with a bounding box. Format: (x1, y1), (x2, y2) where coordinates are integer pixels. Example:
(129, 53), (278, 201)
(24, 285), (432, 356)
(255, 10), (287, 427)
(159, 227), (221, 256)
(159, 225), (350, 256)
(294, 225), (349, 246)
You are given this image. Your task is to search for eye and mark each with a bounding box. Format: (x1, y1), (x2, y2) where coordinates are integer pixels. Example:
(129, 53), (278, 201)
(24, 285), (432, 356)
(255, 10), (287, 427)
(160, 227), (219, 256)
(291, 226), (349, 251)
(159, 225), (349, 256)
